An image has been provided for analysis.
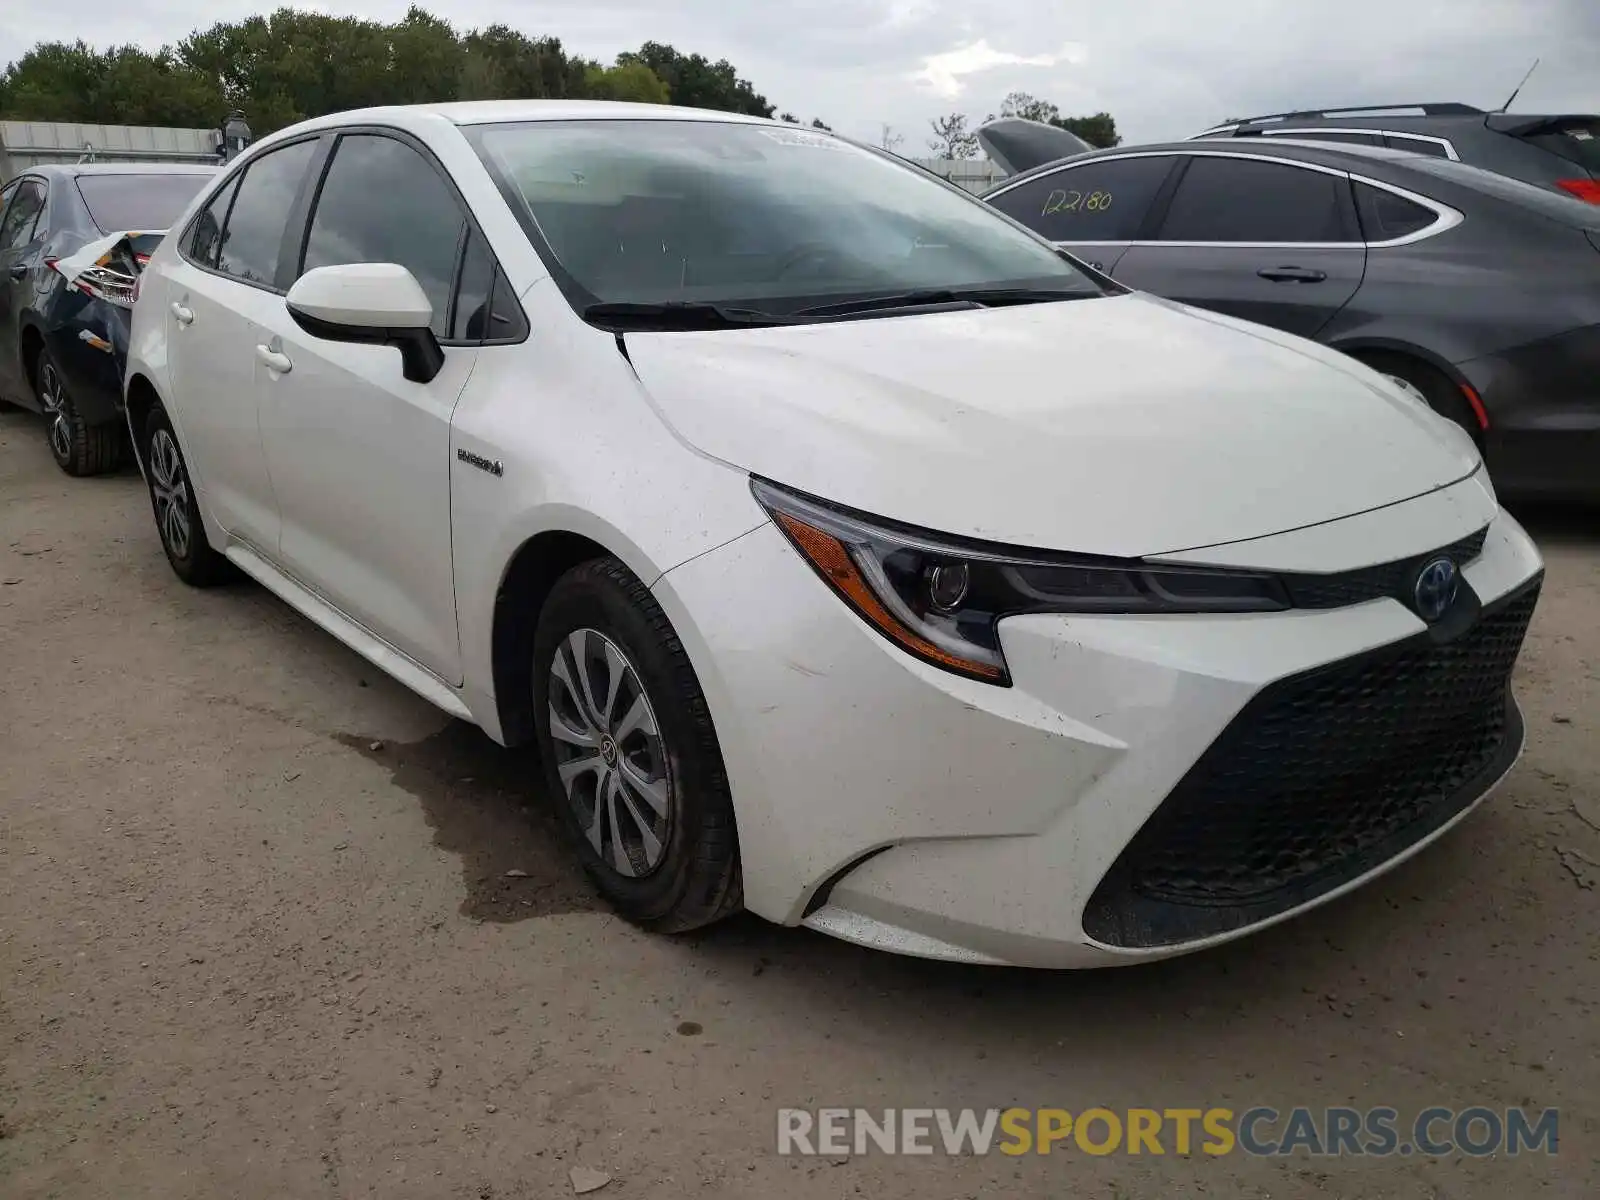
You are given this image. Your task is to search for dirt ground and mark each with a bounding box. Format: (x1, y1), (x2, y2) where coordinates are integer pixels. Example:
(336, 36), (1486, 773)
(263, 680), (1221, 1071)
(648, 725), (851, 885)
(1, 404), (1597, 1200)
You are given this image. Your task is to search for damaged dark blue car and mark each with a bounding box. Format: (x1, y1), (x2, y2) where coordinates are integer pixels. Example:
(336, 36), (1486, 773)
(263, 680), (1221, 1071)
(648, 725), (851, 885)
(0, 163), (215, 475)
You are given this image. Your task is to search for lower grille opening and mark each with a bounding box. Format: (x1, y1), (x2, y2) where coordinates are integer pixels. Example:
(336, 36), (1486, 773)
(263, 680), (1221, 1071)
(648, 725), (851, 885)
(1083, 579), (1540, 949)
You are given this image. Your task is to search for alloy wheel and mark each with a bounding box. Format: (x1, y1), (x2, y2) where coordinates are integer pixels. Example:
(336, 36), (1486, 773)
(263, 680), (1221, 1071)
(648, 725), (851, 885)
(148, 428), (192, 560)
(38, 362), (72, 463)
(547, 628), (672, 878)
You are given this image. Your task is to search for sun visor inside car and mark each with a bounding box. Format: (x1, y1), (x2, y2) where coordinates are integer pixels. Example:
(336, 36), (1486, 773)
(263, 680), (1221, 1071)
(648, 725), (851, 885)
(977, 118), (1094, 176)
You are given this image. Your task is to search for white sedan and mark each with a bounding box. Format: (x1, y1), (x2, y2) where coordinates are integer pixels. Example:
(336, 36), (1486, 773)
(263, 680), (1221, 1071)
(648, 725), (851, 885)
(124, 101), (1543, 968)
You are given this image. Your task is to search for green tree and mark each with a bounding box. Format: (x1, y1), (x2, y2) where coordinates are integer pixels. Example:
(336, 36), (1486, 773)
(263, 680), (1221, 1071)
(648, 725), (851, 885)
(928, 112), (978, 159)
(458, 25), (588, 105)
(1054, 112), (1119, 149)
(617, 41), (774, 116)
(584, 61), (670, 104)
(987, 90), (1120, 148)
(0, 40), (223, 127)
(0, 10), (775, 136)
(388, 7), (465, 106)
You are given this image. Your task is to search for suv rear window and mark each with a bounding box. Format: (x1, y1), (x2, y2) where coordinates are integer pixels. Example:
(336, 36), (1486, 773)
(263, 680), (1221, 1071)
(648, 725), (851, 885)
(1518, 119), (1600, 174)
(75, 173), (214, 234)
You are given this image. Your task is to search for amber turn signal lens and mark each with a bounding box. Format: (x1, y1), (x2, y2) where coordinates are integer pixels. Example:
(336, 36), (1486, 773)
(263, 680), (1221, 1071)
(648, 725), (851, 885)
(772, 511), (1005, 681)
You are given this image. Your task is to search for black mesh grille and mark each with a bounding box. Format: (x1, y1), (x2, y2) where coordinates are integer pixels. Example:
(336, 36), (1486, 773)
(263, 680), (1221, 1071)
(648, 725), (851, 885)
(1280, 527), (1488, 610)
(1084, 578), (1538, 949)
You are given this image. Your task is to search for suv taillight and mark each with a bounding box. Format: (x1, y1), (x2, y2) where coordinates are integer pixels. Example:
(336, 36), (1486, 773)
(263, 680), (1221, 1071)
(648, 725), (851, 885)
(1556, 179), (1600, 204)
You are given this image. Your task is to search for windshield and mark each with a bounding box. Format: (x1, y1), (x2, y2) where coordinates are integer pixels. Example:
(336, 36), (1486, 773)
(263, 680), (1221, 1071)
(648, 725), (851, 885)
(74, 173), (215, 234)
(467, 119), (1101, 318)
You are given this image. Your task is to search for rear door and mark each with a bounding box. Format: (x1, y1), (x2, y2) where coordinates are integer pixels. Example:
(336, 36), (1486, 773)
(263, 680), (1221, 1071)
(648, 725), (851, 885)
(985, 154), (1179, 274)
(0, 178), (47, 403)
(161, 137), (322, 552)
(1112, 153), (1365, 338)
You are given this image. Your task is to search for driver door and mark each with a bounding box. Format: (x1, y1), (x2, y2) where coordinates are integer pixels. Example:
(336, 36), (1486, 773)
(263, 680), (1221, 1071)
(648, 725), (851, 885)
(255, 131), (483, 685)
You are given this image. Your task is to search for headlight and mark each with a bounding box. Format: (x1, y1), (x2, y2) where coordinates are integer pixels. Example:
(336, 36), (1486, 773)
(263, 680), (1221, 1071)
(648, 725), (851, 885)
(752, 480), (1288, 685)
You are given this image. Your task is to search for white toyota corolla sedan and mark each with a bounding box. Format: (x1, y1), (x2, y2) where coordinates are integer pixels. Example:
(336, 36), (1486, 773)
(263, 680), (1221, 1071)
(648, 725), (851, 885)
(125, 101), (1543, 968)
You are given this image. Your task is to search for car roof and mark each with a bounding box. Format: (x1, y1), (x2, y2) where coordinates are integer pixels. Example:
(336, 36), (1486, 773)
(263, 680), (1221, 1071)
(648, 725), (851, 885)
(22, 162), (218, 180)
(284, 99), (778, 133)
(987, 137), (1425, 193)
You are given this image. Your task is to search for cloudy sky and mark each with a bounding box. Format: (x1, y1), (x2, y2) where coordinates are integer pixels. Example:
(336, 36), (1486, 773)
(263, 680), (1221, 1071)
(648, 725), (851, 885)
(3, 0), (1596, 148)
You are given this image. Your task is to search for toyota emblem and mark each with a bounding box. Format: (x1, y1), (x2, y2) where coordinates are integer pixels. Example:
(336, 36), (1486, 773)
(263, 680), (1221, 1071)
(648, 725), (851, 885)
(1413, 557), (1460, 622)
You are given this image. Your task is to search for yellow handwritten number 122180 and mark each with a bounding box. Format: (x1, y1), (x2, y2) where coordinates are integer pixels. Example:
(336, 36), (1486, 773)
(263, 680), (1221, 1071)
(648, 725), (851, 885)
(1042, 189), (1112, 216)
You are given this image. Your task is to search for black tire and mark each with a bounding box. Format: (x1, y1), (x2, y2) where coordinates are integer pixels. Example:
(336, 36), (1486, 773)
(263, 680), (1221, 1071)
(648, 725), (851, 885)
(1356, 351), (1482, 444)
(141, 405), (232, 587)
(37, 347), (123, 476)
(532, 556), (742, 932)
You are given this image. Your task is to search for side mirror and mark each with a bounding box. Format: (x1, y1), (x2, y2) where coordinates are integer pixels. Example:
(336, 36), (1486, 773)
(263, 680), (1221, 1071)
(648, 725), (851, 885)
(285, 263), (444, 383)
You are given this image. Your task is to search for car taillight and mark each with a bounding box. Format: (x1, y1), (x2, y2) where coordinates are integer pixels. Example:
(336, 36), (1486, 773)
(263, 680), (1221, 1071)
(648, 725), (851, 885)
(72, 266), (139, 309)
(1556, 179), (1600, 204)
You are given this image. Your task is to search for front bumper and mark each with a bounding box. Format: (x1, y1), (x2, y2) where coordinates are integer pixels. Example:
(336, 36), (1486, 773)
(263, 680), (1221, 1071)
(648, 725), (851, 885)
(652, 481), (1544, 968)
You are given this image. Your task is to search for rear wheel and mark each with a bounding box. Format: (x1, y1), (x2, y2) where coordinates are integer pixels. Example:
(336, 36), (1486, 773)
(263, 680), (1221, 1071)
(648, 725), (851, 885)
(37, 347), (123, 476)
(142, 405), (231, 587)
(1356, 351), (1482, 444)
(532, 557), (742, 932)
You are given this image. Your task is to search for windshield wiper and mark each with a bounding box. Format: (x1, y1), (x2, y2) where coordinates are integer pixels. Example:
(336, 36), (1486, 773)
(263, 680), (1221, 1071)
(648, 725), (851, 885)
(790, 287), (1092, 318)
(582, 301), (795, 330)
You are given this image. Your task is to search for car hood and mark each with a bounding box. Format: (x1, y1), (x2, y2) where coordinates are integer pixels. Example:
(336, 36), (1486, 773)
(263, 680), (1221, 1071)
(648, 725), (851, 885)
(623, 293), (1481, 557)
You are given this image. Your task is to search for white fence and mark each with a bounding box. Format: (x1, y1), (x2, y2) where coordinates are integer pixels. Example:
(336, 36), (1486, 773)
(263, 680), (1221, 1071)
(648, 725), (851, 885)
(1, 121), (221, 179)
(908, 157), (1007, 194)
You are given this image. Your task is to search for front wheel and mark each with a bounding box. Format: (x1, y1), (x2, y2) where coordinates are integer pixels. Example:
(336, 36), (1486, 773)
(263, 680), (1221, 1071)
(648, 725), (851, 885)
(142, 406), (231, 587)
(37, 348), (122, 476)
(532, 557), (742, 932)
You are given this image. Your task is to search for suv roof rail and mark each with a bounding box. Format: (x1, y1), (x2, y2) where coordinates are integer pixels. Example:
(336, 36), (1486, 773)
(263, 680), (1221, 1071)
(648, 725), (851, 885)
(1226, 102), (1484, 125)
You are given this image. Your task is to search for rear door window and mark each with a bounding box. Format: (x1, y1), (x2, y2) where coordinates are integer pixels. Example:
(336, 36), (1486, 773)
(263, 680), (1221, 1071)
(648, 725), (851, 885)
(987, 156), (1176, 241)
(74, 173), (213, 233)
(1156, 156), (1357, 243)
(1382, 134), (1450, 159)
(1353, 183), (1437, 241)
(1272, 130), (1386, 148)
(185, 175), (242, 269)
(215, 139), (319, 288)
(0, 180), (46, 250)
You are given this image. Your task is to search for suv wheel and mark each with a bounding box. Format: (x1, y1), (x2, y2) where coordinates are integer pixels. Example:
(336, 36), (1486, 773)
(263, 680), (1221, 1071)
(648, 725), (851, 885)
(532, 557), (742, 932)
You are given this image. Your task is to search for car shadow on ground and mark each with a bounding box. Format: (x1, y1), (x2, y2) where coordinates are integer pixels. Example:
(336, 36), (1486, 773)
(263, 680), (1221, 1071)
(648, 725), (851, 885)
(363, 699), (1536, 1050)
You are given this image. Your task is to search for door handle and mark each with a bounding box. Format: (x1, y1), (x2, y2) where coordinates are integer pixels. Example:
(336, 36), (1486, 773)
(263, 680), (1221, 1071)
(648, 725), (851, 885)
(170, 302), (194, 325)
(8, 263), (27, 281)
(1256, 266), (1328, 283)
(255, 344), (293, 375)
